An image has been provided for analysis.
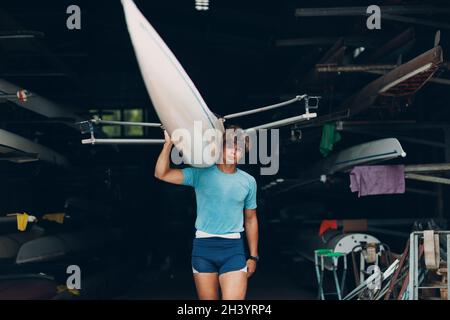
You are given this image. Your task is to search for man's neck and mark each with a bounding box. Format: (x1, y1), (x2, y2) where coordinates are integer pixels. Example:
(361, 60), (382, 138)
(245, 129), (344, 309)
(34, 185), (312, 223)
(217, 163), (237, 174)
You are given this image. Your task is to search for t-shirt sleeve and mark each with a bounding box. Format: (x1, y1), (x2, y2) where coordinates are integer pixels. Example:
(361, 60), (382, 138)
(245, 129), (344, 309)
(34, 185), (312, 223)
(244, 177), (257, 209)
(181, 167), (199, 187)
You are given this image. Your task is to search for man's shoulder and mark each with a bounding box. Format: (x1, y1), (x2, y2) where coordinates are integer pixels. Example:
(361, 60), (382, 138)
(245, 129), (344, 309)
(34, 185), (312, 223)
(237, 168), (256, 184)
(186, 165), (214, 172)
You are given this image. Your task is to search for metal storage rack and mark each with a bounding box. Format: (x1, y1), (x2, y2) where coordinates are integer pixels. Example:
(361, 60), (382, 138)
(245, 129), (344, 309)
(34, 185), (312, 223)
(408, 231), (450, 300)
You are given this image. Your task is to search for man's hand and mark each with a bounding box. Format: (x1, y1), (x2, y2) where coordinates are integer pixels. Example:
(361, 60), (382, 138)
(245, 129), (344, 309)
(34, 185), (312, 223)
(154, 130), (184, 185)
(164, 130), (173, 146)
(246, 259), (257, 278)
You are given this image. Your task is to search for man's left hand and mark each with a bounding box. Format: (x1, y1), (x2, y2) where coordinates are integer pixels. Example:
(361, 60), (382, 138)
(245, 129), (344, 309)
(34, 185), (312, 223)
(246, 259), (257, 278)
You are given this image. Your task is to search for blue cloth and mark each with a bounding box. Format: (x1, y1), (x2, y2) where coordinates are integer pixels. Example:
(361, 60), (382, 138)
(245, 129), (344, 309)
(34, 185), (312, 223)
(191, 236), (246, 274)
(182, 165), (257, 234)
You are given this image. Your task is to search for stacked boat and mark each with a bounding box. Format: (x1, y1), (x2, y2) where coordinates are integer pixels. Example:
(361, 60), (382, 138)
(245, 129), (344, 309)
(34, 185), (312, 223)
(0, 197), (131, 299)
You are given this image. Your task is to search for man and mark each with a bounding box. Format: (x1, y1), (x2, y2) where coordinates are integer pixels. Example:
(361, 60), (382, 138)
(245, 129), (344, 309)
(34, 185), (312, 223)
(154, 126), (259, 300)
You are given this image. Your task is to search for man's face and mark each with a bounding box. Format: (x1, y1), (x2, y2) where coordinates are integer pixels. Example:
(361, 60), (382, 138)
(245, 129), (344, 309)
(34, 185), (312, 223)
(223, 140), (245, 164)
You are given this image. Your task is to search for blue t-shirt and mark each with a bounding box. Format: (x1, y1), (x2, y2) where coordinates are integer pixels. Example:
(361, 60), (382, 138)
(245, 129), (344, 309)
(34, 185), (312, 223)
(182, 165), (257, 234)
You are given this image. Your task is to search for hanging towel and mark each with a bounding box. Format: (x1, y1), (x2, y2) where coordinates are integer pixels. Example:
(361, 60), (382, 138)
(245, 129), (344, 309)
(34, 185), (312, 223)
(350, 165), (405, 197)
(320, 123), (341, 157)
(16, 213), (29, 231)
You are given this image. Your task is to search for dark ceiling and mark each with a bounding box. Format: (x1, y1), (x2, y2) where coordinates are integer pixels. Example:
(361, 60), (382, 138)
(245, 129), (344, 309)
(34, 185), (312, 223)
(0, 0), (449, 226)
(1, 0), (450, 176)
(0, 0), (448, 118)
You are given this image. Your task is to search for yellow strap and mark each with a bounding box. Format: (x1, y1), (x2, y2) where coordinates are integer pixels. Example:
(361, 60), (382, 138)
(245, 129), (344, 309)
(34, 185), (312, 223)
(56, 285), (65, 294)
(42, 213), (65, 224)
(68, 288), (80, 295)
(16, 213), (29, 231)
(56, 285), (80, 295)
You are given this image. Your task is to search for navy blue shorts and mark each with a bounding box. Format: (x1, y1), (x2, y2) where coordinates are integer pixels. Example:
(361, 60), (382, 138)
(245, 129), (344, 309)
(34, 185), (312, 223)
(191, 237), (247, 275)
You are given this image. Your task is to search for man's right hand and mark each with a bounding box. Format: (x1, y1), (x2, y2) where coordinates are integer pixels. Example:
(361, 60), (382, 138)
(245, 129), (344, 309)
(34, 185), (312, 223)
(164, 130), (173, 146)
(155, 129), (184, 185)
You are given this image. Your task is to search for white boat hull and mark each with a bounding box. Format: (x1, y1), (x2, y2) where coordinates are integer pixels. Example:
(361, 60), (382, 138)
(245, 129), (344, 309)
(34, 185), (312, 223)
(328, 138), (406, 174)
(0, 129), (70, 167)
(121, 0), (224, 167)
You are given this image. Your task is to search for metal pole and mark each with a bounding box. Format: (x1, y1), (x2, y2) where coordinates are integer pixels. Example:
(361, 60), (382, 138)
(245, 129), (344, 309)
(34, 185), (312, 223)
(295, 6), (450, 17)
(223, 95), (307, 120)
(405, 173), (450, 185)
(0, 35), (36, 40)
(405, 163), (450, 173)
(275, 36), (378, 48)
(414, 233), (419, 300)
(344, 259), (399, 300)
(316, 64), (397, 73)
(245, 112), (317, 131)
(82, 138), (165, 145)
(447, 234), (450, 300)
(384, 239), (410, 300)
(360, 252), (365, 285)
(366, 69), (450, 86)
(408, 232), (415, 300)
(91, 119), (162, 127)
(314, 251), (325, 300)
(341, 256), (347, 297)
(332, 257), (342, 300)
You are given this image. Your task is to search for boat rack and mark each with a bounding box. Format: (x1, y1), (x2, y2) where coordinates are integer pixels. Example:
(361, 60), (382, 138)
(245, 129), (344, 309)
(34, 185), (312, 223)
(78, 119), (165, 145)
(77, 95), (321, 145)
(409, 230), (450, 300)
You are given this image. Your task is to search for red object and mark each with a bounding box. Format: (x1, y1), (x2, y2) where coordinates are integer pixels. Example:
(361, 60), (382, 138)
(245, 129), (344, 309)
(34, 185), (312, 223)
(0, 279), (57, 299)
(16, 89), (28, 102)
(319, 219), (338, 236)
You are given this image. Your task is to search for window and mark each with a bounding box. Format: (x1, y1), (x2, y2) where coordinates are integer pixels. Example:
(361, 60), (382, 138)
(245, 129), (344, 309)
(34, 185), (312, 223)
(102, 109), (122, 137)
(89, 108), (144, 137)
(124, 109), (144, 136)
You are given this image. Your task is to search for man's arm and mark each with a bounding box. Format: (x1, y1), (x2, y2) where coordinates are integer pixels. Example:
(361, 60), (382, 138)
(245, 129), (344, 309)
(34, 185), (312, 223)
(244, 208), (258, 278)
(154, 131), (184, 185)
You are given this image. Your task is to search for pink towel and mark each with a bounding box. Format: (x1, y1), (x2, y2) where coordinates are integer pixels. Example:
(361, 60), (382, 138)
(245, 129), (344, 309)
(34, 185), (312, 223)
(350, 165), (405, 197)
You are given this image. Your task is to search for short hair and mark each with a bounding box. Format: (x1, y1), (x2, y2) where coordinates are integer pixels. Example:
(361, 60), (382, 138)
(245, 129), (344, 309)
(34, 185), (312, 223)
(222, 124), (250, 152)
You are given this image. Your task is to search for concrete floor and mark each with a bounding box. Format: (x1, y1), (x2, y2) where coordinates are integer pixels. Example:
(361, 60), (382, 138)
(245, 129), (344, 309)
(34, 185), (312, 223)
(120, 255), (316, 300)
